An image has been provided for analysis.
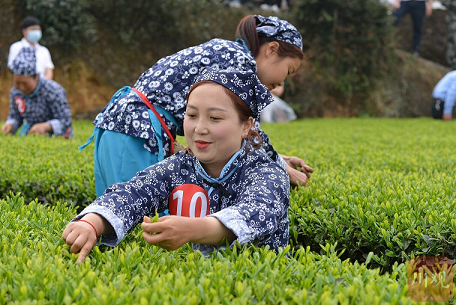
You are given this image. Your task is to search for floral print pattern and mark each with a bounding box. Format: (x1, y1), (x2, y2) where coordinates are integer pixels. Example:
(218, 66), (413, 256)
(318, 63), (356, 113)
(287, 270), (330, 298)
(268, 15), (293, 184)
(75, 143), (290, 254)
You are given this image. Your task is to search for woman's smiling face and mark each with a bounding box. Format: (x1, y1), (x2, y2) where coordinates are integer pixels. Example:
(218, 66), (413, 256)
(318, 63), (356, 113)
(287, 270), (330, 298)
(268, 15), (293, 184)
(184, 83), (251, 177)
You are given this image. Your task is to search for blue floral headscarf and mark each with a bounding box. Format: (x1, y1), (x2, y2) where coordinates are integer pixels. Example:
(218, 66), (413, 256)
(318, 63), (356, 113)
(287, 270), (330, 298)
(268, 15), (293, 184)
(255, 15), (303, 51)
(192, 68), (274, 121)
(12, 47), (36, 76)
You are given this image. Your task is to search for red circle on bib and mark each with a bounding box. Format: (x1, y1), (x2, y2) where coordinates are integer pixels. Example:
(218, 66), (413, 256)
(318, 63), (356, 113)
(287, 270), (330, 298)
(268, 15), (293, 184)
(169, 184), (210, 218)
(14, 97), (26, 114)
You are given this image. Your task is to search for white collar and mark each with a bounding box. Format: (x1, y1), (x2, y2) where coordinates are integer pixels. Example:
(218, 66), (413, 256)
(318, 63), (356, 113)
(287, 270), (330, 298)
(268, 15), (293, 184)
(21, 37), (41, 49)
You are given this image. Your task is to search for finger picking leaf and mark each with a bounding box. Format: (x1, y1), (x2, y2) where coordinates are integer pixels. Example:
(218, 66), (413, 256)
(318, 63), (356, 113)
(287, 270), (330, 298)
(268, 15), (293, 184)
(151, 209), (159, 223)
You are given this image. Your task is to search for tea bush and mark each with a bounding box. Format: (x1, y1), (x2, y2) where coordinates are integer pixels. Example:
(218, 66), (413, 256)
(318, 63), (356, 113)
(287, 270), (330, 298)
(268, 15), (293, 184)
(1, 118), (455, 288)
(0, 120), (96, 208)
(0, 194), (411, 304)
(261, 118), (456, 270)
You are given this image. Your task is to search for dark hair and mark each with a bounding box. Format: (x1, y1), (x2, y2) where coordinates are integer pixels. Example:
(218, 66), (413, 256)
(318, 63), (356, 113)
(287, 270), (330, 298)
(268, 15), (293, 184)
(21, 16), (40, 30)
(187, 81), (262, 150)
(235, 15), (304, 59)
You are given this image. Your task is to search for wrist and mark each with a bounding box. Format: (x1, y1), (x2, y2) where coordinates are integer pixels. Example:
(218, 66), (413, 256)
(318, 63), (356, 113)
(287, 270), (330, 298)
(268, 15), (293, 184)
(191, 217), (235, 245)
(45, 122), (53, 133)
(76, 219), (98, 237)
(443, 113), (452, 121)
(280, 154), (290, 160)
(81, 213), (113, 237)
(183, 217), (202, 243)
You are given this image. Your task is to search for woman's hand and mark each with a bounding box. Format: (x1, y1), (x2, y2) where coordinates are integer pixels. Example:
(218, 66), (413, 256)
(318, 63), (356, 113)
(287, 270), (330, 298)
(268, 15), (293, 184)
(62, 213), (112, 264)
(1, 123), (13, 135)
(426, 1), (433, 16)
(141, 215), (235, 250)
(392, 0), (400, 10)
(28, 122), (52, 135)
(62, 220), (98, 264)
(141, 216), (192, 250)
(281, 154), (314, 187)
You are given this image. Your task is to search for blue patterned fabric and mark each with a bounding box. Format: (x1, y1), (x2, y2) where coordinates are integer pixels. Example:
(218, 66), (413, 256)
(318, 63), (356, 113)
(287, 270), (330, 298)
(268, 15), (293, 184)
(11, 47), (36, 76)
(255, 15), (303, 51)
(6, 78), (73, 136)
(74, 142), (290, 253)
(92, 38), (281, 164)
(193, 68), (274, 121)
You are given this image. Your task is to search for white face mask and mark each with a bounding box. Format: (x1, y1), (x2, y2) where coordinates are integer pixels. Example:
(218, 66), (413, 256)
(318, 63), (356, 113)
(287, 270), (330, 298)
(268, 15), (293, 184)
(27, 30), (42, 43)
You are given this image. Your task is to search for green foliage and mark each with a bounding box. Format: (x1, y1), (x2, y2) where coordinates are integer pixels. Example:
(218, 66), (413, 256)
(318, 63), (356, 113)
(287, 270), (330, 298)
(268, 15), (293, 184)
(17, 0), (96, 50)
(262, 118), (456, 271)
(293, 0), (395, 96)
(0, 193), (411, 304)
(1, 118), (456, 302)
(89, 0), (244, 56)
(0, 120), (95, 208)
(2, 118), (456, 270)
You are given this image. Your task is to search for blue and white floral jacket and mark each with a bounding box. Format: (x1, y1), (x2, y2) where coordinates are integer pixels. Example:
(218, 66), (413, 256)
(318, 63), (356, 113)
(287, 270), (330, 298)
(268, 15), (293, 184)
(94, 38), (283, 165)
(75, 142), (290, 253)
(7, 78), (73, 136)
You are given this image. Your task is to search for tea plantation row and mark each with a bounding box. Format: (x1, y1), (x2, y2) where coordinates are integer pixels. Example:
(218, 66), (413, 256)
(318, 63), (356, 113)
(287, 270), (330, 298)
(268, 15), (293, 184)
(1, 194), (410, 304)
(0, 118), (455, 303)
(0, 121), (95, 208)
(276, 118), (456, 269)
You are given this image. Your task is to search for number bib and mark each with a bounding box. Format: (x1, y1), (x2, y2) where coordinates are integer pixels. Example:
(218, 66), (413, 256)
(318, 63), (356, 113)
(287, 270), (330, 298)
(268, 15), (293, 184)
(169, 184), (210, 218)
(15, 97), (26, 114)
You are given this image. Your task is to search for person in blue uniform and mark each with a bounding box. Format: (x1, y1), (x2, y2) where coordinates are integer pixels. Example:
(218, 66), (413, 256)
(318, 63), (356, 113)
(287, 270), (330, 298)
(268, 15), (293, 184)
(63, 68), (291, 263)
(1, 48), (73, 138)
(431, 70), (456, 121)
(79, 14), (313, 198)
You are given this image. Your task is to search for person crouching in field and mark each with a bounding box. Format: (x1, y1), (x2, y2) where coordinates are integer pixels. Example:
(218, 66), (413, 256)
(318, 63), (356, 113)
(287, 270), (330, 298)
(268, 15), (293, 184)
(62, 68), (290, 263)
(1, 48), (73, 138)
(431, 70), (456, 121)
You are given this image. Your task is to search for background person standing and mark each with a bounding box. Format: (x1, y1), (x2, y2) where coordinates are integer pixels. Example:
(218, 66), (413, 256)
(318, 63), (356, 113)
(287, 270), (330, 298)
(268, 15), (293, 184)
(392, 0), (433, 56)
(7, 16), (54, 80)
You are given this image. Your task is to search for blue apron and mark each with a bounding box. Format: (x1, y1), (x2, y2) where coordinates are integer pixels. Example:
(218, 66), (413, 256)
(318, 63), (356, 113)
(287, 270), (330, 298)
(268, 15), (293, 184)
(80, 86), (177, 217)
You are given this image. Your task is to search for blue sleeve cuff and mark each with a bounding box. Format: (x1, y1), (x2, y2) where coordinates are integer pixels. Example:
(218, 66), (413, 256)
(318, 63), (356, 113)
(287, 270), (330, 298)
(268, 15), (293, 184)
(47, 119), (63, 135)
(277, 155), (287, 170)
(72, 206), (127, 247)
(209, 209), (254, 245)
(444, 101), (455, 114)
(5, 118), (19, 134)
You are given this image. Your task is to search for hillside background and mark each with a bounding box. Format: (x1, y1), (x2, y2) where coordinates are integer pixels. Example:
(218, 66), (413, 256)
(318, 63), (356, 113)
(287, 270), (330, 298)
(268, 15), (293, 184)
(0, 0), (453, 121)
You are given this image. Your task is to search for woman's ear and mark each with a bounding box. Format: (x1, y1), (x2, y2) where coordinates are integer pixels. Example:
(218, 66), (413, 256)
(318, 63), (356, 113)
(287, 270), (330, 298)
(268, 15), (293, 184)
(242, 117), (254, 139)
(266, 41), (280, 57)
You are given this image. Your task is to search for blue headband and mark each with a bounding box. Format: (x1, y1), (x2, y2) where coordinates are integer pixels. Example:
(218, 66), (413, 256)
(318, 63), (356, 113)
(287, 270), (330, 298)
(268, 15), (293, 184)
(192, 68), (274, 121)
(255, 15), (303, 51)
(12, 47), (36, 76)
